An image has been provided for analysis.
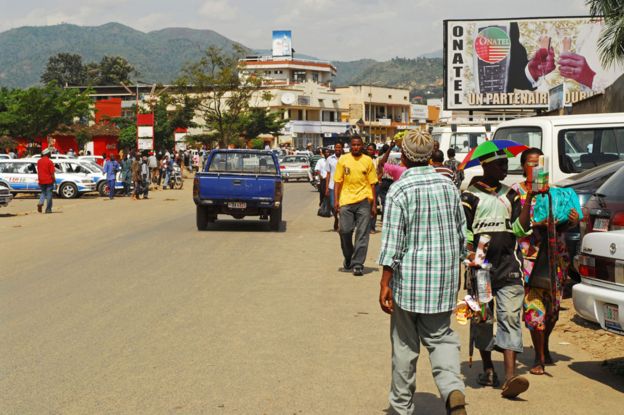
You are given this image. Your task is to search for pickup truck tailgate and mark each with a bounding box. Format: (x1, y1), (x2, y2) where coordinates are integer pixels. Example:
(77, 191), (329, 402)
(200, 174), (275, 200)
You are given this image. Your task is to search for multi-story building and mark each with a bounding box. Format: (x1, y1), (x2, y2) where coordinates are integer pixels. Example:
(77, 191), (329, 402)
(240, 56), (350, 148)
(337, 86), (414, 142)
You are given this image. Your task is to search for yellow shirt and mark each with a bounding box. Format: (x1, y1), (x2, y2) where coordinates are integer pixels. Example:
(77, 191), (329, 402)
(334, 153), (378, 206)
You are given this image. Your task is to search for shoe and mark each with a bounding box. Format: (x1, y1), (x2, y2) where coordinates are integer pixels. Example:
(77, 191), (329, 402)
(353, 266), (364, 276)
(446, 390), (467, 415)
(477, 370), (499, 387)
(37, 204), (43, 213)
(501, 376), (529, 399)
(45, 210), (52, 214)
(342, 259), (352, 271)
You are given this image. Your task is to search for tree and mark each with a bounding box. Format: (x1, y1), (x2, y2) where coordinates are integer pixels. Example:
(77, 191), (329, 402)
(41, 53), (87, 86)
(177, 46), (265, 147)
(149, 93), (198, 151)
(0, 83), (92, 146)
(241, 108), (287, 140)
(587, 0), (624, 68)
(95, 56), (136, 85)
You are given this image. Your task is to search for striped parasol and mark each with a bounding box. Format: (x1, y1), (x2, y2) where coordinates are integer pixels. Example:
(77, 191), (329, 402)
(459, 140), (529, 170)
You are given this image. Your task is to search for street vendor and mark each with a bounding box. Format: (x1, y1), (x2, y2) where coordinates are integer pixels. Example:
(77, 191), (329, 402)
(461, 149), (533, 399)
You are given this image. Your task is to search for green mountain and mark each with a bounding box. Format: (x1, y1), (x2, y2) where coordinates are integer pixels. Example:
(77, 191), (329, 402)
(0, 22), (443, 98)
(0, 22), (247, 88)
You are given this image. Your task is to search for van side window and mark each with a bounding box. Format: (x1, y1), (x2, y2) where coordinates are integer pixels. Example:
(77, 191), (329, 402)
(558, 128), (624, 173)
(493, 127), (543, 173)
(450, 133), (487, 152)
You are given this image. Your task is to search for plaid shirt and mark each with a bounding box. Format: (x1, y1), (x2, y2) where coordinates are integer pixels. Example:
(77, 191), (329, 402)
(378, 166), (467, 313)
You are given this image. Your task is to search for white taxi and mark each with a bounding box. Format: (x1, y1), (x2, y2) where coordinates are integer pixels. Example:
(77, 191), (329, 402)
(573, 230), (624, 335)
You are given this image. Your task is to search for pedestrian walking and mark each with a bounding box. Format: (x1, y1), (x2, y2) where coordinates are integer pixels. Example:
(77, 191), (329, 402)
(140, 155), (150, 199)
(461, 149), (533, 399)
(102, 154), (120, 200)
(378, 130), (467, 415)
(333, 136), (378, 276)
(148, 152), (158, 186)
(193, 152), (200, 173)
(512, 148), (579, 375)
(366, 143), (379, 233)
(430, 150), (456, 182)
(121, 154), (133, 196)
(314, 148), (330, 205)
(36, 147), (55, 213)
(324, 142), (343, 231)
(132, 154), (142, 200)
(444, 148), (464, 189)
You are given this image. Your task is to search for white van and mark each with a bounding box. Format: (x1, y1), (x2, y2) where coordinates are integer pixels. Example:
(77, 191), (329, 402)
(433, 125), (494, 188)
(492, 113), (624, 186)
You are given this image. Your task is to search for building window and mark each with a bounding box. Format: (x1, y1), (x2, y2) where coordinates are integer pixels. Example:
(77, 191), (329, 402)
(294, 71), (306, 83)
(312, 73), (319, 83)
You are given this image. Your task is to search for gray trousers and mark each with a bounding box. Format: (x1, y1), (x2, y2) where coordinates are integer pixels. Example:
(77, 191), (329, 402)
(339, 199), (371, 267)
(390, 307), (465, 415)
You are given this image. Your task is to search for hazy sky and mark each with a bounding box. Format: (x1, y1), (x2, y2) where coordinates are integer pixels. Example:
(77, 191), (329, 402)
(0, 0), (589, 61)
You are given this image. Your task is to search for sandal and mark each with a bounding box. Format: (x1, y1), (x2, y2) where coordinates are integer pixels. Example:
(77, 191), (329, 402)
(477, 370), (499, 387)
(446, 390), (467, 415)
(529, 363), (545, 375)
(501, 376), (530, 399)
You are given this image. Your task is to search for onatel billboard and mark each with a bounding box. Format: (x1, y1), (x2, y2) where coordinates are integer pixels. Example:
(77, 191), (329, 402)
(443, 16), (624, 110)
(272, 30), (292, 58)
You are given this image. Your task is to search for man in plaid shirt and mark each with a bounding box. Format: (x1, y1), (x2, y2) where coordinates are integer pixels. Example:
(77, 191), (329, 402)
(378, 130), (467, 415)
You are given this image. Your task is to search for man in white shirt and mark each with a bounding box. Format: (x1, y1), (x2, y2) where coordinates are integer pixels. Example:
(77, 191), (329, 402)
(315, 148), (330, 205)
(325, 142), (343, 231)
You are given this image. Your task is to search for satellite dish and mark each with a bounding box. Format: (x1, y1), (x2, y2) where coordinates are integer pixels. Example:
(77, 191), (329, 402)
(281, 93), (295, 105)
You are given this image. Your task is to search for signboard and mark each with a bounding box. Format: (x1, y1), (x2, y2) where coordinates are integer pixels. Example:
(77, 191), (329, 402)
(548, 84), (565, 112)
(411, 104), (429, 120)
(272, 30), (292, 57)
(137, 138), (153, 150)
(137, 113), (154, 151)
(444, 16), (624, 110)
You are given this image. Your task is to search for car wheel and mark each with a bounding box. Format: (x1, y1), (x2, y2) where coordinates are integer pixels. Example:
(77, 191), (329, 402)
(270, 206), (282, 231)
(59, 182), (78, 199)
(97, 181), (107, 196)
(197, 205), (209, 230)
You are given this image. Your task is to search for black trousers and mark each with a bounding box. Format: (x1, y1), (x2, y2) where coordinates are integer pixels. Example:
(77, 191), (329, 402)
(319, 178), (327, 205)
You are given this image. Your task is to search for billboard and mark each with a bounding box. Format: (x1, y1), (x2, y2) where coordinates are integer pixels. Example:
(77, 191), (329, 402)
(272, 30), (292, 57)
(444, 16), (624, 110)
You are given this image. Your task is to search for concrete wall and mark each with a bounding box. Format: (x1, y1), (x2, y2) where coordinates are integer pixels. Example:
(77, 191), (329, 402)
(569, 74), (624, 114)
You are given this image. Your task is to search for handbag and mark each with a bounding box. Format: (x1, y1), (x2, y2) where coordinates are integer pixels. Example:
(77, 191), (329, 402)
(317, 197), (332, 217)
(533, 187), (583, 224)
(528, 227), (554, 290)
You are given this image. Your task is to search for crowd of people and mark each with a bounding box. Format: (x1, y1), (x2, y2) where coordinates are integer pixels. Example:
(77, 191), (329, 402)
(313, 130), (578, 415)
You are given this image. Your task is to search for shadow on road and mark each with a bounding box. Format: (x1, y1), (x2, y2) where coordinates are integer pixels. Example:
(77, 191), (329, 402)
(381, 392), (446, 415)
(569, 360), (624, 393)
(199, 220), (288, 233)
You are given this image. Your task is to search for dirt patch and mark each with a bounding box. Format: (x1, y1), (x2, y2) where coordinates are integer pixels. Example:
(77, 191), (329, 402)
(557, 298), (624, 362)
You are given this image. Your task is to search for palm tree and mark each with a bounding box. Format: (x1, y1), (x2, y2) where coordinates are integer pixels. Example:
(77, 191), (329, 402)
(586, 0), (624, 68)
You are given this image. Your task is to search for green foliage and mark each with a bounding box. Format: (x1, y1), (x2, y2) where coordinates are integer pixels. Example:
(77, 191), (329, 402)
(92, 56), (136, 85)
(587, 0), (624, 68)
(185, 133), (218, 149)
(177, 46), (265, 146)
(0, 82), (92, 143)
(242, 108), (286, 139)
(0, 135), (17, 150)
(41, 53), (86, 86)
(118, 125), (137, 150)
(249, 138), (264, 149)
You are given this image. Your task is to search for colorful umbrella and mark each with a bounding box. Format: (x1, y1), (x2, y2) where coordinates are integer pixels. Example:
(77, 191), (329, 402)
(459, 140), (529, 170)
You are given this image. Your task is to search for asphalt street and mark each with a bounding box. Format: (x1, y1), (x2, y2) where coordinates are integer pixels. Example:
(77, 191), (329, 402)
(1, 183), (623, 414)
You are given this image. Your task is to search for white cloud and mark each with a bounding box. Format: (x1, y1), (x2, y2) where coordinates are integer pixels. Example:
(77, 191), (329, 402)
(199, 0), (238, 21)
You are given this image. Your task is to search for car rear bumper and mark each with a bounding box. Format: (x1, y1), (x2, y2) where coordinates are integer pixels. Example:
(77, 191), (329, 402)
(282, 171), (309, 179)
(573, 280), (624, 334)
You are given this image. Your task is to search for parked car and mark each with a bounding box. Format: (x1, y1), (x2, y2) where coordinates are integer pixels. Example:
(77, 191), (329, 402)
(279, 155), (310, 182)
(572, 230), (624, 335)
(0, 158), (96, 199)
(0, 154), (11, 160)
(193, 149), (283, 231)
(0, 182), (12, 207)
(580, 164), (624, 237)
(78, 155), (104, 166)
(53, 159), (124, 196)
(555, 161), (624, 280)
(493, 112), (624, 187)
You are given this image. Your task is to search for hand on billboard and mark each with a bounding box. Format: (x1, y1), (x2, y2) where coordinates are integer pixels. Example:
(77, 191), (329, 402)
(528, 47), (556, 80)
(559, 52), (596, 88)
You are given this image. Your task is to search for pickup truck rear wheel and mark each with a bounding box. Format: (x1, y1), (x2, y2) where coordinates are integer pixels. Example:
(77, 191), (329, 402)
(269, 206), (282, 231)
(197, 206), (209, 230)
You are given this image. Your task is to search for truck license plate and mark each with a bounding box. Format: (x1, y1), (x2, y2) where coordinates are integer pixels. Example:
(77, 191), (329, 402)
(227, 202), (246, 209)
(604, 303), (622, 334)
(593, 217), (609, 232)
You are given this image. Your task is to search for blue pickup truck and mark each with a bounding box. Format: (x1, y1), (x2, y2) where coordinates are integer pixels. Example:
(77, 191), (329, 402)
(193, 149), (284, 231)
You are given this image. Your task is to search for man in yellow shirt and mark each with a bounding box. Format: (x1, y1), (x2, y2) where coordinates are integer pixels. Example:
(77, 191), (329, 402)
(334, 136), (379, 276)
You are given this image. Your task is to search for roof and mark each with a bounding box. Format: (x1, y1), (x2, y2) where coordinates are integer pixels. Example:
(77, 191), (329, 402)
(496, 113), (624, 128)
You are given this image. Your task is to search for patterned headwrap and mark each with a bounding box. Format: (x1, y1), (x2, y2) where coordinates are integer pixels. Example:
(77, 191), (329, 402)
(401, 130), (434, 163)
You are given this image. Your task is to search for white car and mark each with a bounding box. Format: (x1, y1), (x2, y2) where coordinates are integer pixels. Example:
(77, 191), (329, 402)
(0, 182), (12, 207)
(573, 230), (624, 335)
(0, 158), (96, 199)
(279, 155), (311, 181)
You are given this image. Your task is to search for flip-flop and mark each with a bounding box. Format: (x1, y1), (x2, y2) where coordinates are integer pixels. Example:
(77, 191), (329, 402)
(529, 363), (545, 375)
(477, 371), (499, 387)
(501, 376), (530, 399)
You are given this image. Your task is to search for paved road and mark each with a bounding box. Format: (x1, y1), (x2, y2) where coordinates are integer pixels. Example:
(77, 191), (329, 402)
(1, 184), (623, 414)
